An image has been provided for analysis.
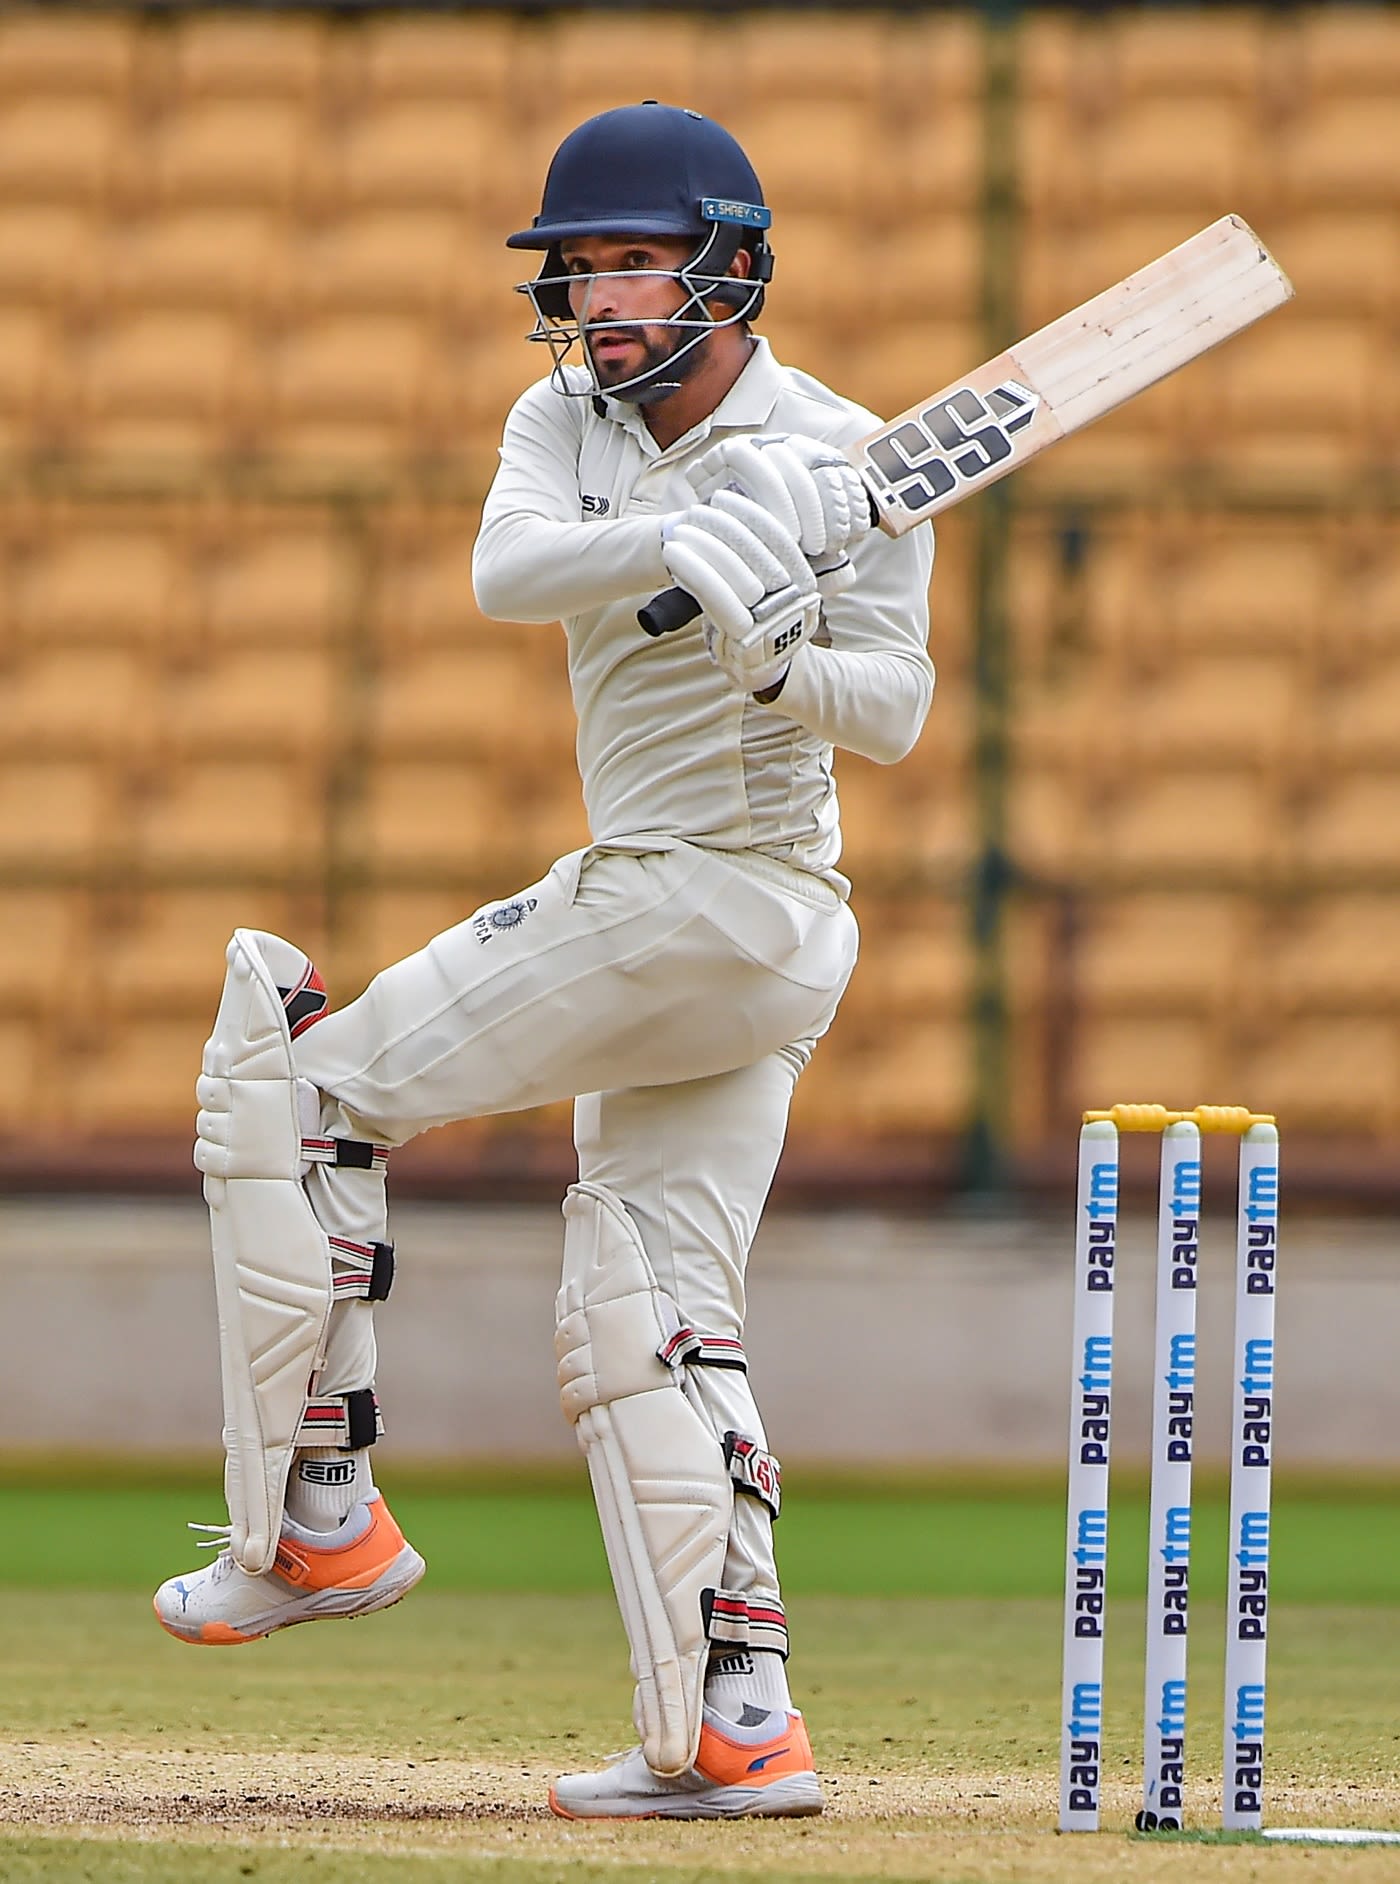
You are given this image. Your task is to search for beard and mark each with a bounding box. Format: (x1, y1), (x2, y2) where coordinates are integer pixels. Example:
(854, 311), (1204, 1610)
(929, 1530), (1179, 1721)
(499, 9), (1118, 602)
(584, 323), (711, 404)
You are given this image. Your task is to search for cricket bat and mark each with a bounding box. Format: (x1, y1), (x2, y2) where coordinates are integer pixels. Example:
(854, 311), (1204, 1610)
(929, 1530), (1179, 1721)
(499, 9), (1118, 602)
(637, 214), (1293, 637)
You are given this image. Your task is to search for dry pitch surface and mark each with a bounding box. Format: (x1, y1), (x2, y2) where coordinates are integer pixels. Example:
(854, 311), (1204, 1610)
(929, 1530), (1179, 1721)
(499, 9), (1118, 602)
(3, 1582), (1398, 1884)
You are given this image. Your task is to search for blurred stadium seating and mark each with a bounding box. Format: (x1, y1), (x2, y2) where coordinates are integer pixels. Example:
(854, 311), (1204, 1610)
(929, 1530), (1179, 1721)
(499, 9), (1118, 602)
(0, 3), (1396, 1191)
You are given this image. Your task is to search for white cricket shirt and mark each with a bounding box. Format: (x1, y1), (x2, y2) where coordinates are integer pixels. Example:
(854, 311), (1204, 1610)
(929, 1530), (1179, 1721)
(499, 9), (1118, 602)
(473, 338), (934, 887)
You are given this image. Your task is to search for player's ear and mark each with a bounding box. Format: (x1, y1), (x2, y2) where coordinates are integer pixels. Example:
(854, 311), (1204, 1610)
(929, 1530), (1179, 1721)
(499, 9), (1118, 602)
(706, 244), (756, 317)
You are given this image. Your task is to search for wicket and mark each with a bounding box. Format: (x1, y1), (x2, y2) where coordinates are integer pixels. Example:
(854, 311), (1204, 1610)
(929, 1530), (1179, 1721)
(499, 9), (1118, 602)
(1059, 1103), (1280, 1834)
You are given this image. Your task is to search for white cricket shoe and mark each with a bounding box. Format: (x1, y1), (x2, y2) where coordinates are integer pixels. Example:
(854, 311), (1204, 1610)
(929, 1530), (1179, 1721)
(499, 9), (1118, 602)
(153, 1491), (424, 1645)
(549, 1705), (824, 1819)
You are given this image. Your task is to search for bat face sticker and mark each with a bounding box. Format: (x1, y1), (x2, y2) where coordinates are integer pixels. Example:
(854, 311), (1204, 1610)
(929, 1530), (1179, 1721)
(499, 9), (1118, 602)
(862, 380), (1041, 514)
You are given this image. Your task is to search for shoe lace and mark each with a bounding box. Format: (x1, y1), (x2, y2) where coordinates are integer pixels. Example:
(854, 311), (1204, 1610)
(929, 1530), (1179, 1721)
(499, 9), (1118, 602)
(187, 1520), (237, 1582)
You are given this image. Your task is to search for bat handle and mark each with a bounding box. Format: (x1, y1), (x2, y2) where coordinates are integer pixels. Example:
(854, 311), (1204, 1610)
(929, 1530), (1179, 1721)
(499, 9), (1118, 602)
(638, 586), (702, 638)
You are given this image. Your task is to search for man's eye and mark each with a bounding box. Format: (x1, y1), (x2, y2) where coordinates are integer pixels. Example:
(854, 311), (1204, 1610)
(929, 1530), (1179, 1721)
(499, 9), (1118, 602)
(624, 252), (653, 270)
(566, 261), (592, 277)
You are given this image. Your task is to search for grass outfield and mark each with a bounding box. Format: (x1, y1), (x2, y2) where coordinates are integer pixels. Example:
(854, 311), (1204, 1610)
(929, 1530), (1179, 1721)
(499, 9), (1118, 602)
(1, 1469), (1397, 1882)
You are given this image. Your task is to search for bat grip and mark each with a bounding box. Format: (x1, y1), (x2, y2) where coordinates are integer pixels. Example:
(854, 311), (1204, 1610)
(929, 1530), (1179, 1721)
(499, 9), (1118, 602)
(637, 586), (702, 638)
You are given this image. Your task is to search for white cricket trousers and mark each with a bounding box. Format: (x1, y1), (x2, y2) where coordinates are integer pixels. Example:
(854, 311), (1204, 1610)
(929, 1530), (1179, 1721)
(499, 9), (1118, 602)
(293, 840), (859, 1601)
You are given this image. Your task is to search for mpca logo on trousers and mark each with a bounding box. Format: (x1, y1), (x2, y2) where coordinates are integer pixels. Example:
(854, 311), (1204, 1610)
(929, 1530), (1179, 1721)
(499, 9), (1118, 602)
(473, 898), (538, 945)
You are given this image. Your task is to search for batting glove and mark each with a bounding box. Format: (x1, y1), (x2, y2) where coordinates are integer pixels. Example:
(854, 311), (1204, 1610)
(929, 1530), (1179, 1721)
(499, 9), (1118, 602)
(661, 488), (822, 694)
(687, 432), (874, 578)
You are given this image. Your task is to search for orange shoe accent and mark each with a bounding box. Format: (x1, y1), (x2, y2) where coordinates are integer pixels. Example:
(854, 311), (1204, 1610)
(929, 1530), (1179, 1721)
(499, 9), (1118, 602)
(150, 1601), (254, 1647)
(694, 1712), (814, 1789)
(272, 1499), (407, 1594)
(197, 1620), (255, 1645)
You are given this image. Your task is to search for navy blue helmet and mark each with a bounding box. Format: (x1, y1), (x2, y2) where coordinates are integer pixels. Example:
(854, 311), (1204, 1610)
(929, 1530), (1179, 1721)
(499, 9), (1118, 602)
(508, 103), (774, 403)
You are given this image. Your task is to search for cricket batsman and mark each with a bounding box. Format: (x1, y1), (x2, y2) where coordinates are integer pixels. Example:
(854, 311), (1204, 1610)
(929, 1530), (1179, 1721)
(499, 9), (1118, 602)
(154, 102), (934, 1819)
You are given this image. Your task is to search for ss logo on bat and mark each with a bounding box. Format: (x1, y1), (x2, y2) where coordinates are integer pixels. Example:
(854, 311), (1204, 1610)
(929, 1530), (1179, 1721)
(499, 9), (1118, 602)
(864, 380), (1040, 514)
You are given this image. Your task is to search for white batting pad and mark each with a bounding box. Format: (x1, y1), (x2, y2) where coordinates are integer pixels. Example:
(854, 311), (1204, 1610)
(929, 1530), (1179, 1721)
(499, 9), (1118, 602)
(556, 1182), (731, 1777)
(194, 929), (333, 1576)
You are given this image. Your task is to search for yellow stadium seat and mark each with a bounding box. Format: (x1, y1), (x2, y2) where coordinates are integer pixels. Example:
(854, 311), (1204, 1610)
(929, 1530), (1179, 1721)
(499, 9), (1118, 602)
(0, 888), (87, 1013)
(67, 1013), (211, 1131)
(1092, 768), (1280, 878)
(160, 13), (331, 100)
(1296, 9), (1400, 96)
(866, 213), (981, 325)
(352, 14), (521, 102)
(1267, 210), (1400, 318)
(1293, 775), (1400, 875)
(1022, 12), (1132, 106)
(731, 14), (893, 102)
(335, 102), (501, 214)
(0, 97), (124, 206)
(539, 14), (707, 113)
(840, 895), (971, 1023)
(357, 758), (520, 877)
(736, 102), (880, 217)
(875, 101), (983, 214)
(772, 214), (865, 333)
(1181, 316), (1376, 477)
(1151, 521), (1332, 657)
(433, 331), (545, 446)
(77, 310), (251, 462)
(1269, 895), (1400, 1016)
(844, 319), (979, 425)
(1074, 892), (1248, 1014)
(263, 312), (435, 464)
(1070, 1014), (1218, 1116)
(292, 209), (476, 320)
(1278, 98), (1400, 210)
(1092, 98), (1256, 213)
(0, 1017), (42, 1125)
(843, 1016), (972, 1135)
(371, 514), (489, 647)
(1233, 1017), (1399, 1137)
(1107, 653), (1303, 770)
(882, 12), (985, 104)
(1351, 526), (1400, 653)
(0, 205), (100, 308)
(195, 518), (346, 648)
(837, 755), (975, 879)
(368, 646), (572, 762)
(523, 791), (592, 871)
(11, 515), (187, 647)
(0, 758), (111, 867)
(1112, 10), (1267, 98)
(1017, 98), (1086, 217)
(1313, 655), (1400, 769)
(146, 99), (320, 211)
(331, 887), (486, 998)
(0, 306), (63, 456)
(96, 887), (304, 1010)
(1008, 762), (1085, 880)
(106, 208), (289, 316)
(8, 647), (155, 757)
(133, 758), (325, 874)
(0, 14), (136, 97)
(162, 648), (336, 761)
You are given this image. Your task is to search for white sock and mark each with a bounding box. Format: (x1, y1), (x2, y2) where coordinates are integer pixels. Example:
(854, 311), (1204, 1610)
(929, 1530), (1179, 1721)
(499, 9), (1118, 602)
(704, 1649), (793, 1726)
(282, 1448), (375, 1533)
